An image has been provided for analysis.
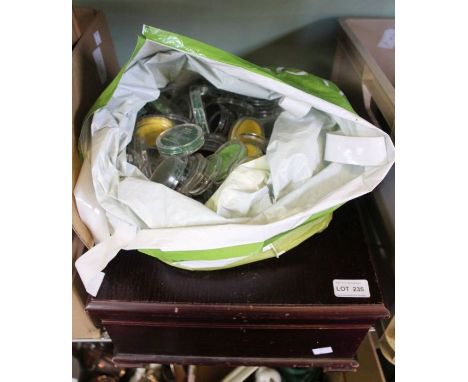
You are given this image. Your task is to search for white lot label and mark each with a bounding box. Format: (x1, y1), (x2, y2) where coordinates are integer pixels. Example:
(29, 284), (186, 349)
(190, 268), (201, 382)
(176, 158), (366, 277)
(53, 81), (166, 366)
(333, 279), (370, 298)
(312, 346), (333, 355)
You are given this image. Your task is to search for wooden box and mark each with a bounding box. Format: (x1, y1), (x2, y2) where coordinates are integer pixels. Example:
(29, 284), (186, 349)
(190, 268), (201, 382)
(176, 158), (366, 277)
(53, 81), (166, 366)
(86, 202), (388, 372)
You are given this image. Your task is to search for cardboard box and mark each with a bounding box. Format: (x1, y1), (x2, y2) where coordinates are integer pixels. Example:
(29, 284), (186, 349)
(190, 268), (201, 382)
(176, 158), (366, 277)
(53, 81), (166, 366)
(331, 18), (395, 244)
(72, 7), (119, 248)
(72, 7), (119, 340)
(72, 7), (95, 47)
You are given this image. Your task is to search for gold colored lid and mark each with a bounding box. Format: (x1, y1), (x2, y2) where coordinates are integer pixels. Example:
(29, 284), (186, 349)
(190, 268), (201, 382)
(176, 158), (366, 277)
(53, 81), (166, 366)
(136, 116), (174, 146)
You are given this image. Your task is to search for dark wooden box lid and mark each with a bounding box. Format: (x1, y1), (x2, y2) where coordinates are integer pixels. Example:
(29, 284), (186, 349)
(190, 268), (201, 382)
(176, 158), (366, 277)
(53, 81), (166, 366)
(87, 202), (389, 324)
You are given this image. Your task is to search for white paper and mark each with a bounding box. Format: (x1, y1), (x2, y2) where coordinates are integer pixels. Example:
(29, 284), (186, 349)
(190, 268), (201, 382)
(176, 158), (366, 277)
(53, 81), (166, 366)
(93, 30), (102, 46)
(377, 28), (395, 49)
(312, 346), (333, 355)
(92, 46), (107, 84)
(278, 96), (311, 118)
(74, 158), (110, 244)
(206, 156), (271, 218)
(267, 109), (335, 199)
(75, 215), (138, 296)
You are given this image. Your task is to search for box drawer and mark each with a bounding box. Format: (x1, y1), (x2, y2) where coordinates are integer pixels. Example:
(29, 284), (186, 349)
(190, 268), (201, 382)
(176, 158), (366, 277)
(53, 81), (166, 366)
(105, 321), (369, 369)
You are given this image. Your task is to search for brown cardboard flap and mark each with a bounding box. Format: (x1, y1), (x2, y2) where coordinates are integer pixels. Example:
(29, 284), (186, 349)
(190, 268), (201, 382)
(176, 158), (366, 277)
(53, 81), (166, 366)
(72, 8), (119, 250)
(72, 7), (96, 43)
(342, 333), (386, 382)
(72, 232), (100, 339)
(73, 277), (100, 339)
(72, 12), (80, 46)
(72, 9), (119, 143)
(72, 231), (86, 266)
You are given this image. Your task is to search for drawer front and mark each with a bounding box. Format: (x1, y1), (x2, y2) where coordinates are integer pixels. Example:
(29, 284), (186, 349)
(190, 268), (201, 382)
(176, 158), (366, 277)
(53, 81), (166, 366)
(105, 322), (369, 363)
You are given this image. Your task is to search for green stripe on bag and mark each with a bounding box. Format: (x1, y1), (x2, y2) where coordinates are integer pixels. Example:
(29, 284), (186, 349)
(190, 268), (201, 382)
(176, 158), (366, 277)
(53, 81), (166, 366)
(139, 205), (338, 270)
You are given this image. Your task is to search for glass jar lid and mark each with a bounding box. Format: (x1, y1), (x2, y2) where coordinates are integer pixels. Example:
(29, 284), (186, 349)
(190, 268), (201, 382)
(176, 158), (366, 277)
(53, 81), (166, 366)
(189, 86), (211, 135)
(214, 140), (248, 182)
(135, 115), (175, 147)
(165, 113), (191, 125)
(201, 133), (227, 154)
(150, 155), (188, 189)
(177, 153), (222, 196)
(238, 133), (268, 158)
(215, 97), (255, 119)
(229, 117), (265, 140)
(156, 123), (205, 156)
(146, 95), (175, 115)
(205, 103), (235, 136)
(245, 96), (281, 118)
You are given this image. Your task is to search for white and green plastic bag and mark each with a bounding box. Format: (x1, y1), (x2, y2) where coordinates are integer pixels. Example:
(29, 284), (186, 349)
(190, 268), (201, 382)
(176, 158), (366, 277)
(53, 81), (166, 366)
(75, 25), (395, 296)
